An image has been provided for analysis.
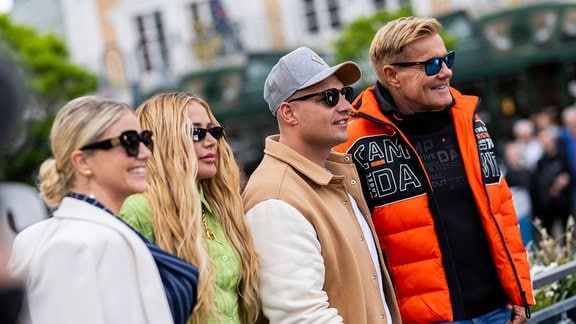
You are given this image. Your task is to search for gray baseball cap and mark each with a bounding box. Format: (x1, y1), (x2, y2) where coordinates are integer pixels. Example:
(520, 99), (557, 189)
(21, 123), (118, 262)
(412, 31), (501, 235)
(263, 46), (361, 115)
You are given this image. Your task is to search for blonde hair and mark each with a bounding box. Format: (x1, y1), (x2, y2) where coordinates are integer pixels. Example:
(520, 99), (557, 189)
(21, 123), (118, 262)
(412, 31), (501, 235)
(370, 16), (442, 84)
(38, 95), (133, 208)
(136, 92), (260, 323)
(196, 95), (261, 323)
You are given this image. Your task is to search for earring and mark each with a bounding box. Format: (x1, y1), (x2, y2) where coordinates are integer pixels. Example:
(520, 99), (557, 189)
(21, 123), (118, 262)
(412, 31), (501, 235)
(85, 170), (92, 176)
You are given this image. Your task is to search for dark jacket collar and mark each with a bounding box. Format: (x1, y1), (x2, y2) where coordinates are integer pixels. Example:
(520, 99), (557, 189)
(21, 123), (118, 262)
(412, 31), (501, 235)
(374, 81), (456, 117)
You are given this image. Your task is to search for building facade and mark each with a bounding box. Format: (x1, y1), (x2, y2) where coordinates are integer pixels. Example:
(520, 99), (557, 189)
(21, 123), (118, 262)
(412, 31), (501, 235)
(10, 0), (526, 104)
(10, 0), (552, 173)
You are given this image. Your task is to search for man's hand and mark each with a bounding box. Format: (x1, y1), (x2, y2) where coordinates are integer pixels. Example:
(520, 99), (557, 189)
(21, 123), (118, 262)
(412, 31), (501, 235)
(509, 305), (527, 324)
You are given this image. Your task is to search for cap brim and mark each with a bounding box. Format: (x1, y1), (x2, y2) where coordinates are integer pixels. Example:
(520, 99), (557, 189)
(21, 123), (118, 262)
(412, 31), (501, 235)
(298, 61), (361, 90)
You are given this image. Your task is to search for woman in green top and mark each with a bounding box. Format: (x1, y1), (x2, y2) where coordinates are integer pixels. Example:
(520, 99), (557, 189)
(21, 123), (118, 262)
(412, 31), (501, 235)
(120, 92), (260, 323)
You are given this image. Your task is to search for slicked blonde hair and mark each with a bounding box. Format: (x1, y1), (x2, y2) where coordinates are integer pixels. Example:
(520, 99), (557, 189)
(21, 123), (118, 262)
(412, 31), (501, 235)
(136, 92), (260, 323)
(369, 16), (442, 84)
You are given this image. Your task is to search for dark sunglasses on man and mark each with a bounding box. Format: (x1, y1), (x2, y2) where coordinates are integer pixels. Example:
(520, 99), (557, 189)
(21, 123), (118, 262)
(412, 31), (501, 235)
(390, 51), (455, 76)
(80, 130), (153, 157)
(192, 126), (225, 142)
(287, 86), (354, 108)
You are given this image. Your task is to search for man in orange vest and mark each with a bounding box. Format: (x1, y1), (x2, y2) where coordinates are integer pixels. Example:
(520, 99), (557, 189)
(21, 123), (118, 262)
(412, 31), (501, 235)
(335, 16), (534, 323)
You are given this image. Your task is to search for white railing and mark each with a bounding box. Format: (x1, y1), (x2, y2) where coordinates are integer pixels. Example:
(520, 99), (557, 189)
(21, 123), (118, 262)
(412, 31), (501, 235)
(530, 259), (576, 323)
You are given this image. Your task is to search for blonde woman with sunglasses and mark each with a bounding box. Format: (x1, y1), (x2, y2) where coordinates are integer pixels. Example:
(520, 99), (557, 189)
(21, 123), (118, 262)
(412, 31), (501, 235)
(9, 96), (198, 324)
(120, 92), (260, 323)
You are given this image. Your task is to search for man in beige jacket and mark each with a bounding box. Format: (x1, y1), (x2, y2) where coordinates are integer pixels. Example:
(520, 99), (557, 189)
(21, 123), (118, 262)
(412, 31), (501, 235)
(242, 46), (401, 324)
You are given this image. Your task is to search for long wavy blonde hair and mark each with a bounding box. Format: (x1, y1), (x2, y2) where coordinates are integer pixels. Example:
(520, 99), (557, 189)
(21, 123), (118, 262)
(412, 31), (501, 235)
(136, 92), (260, 323)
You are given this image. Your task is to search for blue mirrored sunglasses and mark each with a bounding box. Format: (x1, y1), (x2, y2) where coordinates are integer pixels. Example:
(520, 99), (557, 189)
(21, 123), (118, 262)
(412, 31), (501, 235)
(390, 51), (455, 76)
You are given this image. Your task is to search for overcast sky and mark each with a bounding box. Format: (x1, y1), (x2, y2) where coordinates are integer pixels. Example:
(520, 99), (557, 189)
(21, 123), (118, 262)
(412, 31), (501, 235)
(0, 0), (12, 13)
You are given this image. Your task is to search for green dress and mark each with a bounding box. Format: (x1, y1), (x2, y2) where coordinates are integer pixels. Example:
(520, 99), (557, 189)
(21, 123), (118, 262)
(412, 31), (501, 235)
(119, 187), (242, 323)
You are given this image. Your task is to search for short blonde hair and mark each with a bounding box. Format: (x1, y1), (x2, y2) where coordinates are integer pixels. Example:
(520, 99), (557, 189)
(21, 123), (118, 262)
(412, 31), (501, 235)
(38, 96), (133, 208)
(369, 16), (442, 84)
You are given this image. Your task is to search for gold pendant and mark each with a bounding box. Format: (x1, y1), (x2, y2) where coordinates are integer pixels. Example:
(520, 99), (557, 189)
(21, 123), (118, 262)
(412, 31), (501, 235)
(205, 228), (216, 240)
(202, 214), (215, 240)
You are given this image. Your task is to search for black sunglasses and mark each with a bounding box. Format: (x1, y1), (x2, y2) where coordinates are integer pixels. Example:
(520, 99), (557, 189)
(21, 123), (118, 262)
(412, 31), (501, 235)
(192, 126), (224, 142)
(390, 51), (455, 76)
(287, 86), (354, 108)
(80, 130), (153, 157)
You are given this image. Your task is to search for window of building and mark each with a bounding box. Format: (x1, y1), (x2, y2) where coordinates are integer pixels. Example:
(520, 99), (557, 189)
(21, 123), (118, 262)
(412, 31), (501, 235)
(531, 11), (557, 45)
(190, 2), (200, 22)
(189, 0), (241, 59)
(135, 11), (169, 73)
(373, 0), (385, 10)
(562, 8), (576, 41)
(327, 0), (341, 28)
(483, 19), (513, 54)
(304, 0), (319, 33)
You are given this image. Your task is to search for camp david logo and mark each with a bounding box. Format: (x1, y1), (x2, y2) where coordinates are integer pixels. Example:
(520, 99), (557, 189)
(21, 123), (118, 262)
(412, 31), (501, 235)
(474, 119), (500, 184)
(348, 134), (424, 207)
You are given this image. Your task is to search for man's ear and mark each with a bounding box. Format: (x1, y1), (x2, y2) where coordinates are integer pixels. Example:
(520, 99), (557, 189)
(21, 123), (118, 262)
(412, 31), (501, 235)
(277, 102), (299, 126)
(383, 65), (400, 88)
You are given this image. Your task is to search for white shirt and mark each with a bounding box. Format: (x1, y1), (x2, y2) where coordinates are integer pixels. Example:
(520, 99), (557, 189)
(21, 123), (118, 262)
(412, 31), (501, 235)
(349, 194), (393, 324)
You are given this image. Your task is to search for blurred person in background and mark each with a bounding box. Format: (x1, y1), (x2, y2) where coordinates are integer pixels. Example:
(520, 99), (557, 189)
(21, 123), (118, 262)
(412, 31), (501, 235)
(0, 53), (25, 324)
(501, 141), (533, 190)
(9, 96), (198, 324)
(512, 118), (543, 172)
(531, 127), (571, 240)
(500, 141), (534, 245)
(559, 105), (576, 218)
(0, 54), (23, 148)
(120, 92), (260, 323)
(532, 106), (561, 139)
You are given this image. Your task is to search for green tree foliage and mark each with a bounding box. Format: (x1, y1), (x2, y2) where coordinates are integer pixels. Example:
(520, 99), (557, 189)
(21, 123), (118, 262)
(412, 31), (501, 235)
(0, 14), (98, 113)
(333, 6), (414, 64)
(0, 14), (98, 184)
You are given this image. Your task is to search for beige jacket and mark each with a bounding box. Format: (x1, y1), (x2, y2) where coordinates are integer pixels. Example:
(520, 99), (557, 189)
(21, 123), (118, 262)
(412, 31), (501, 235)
(243, 135), (401, 324)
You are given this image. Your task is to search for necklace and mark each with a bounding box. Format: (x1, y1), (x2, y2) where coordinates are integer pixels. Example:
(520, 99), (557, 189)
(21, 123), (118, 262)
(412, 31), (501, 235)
(202, 209), (216, 240)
